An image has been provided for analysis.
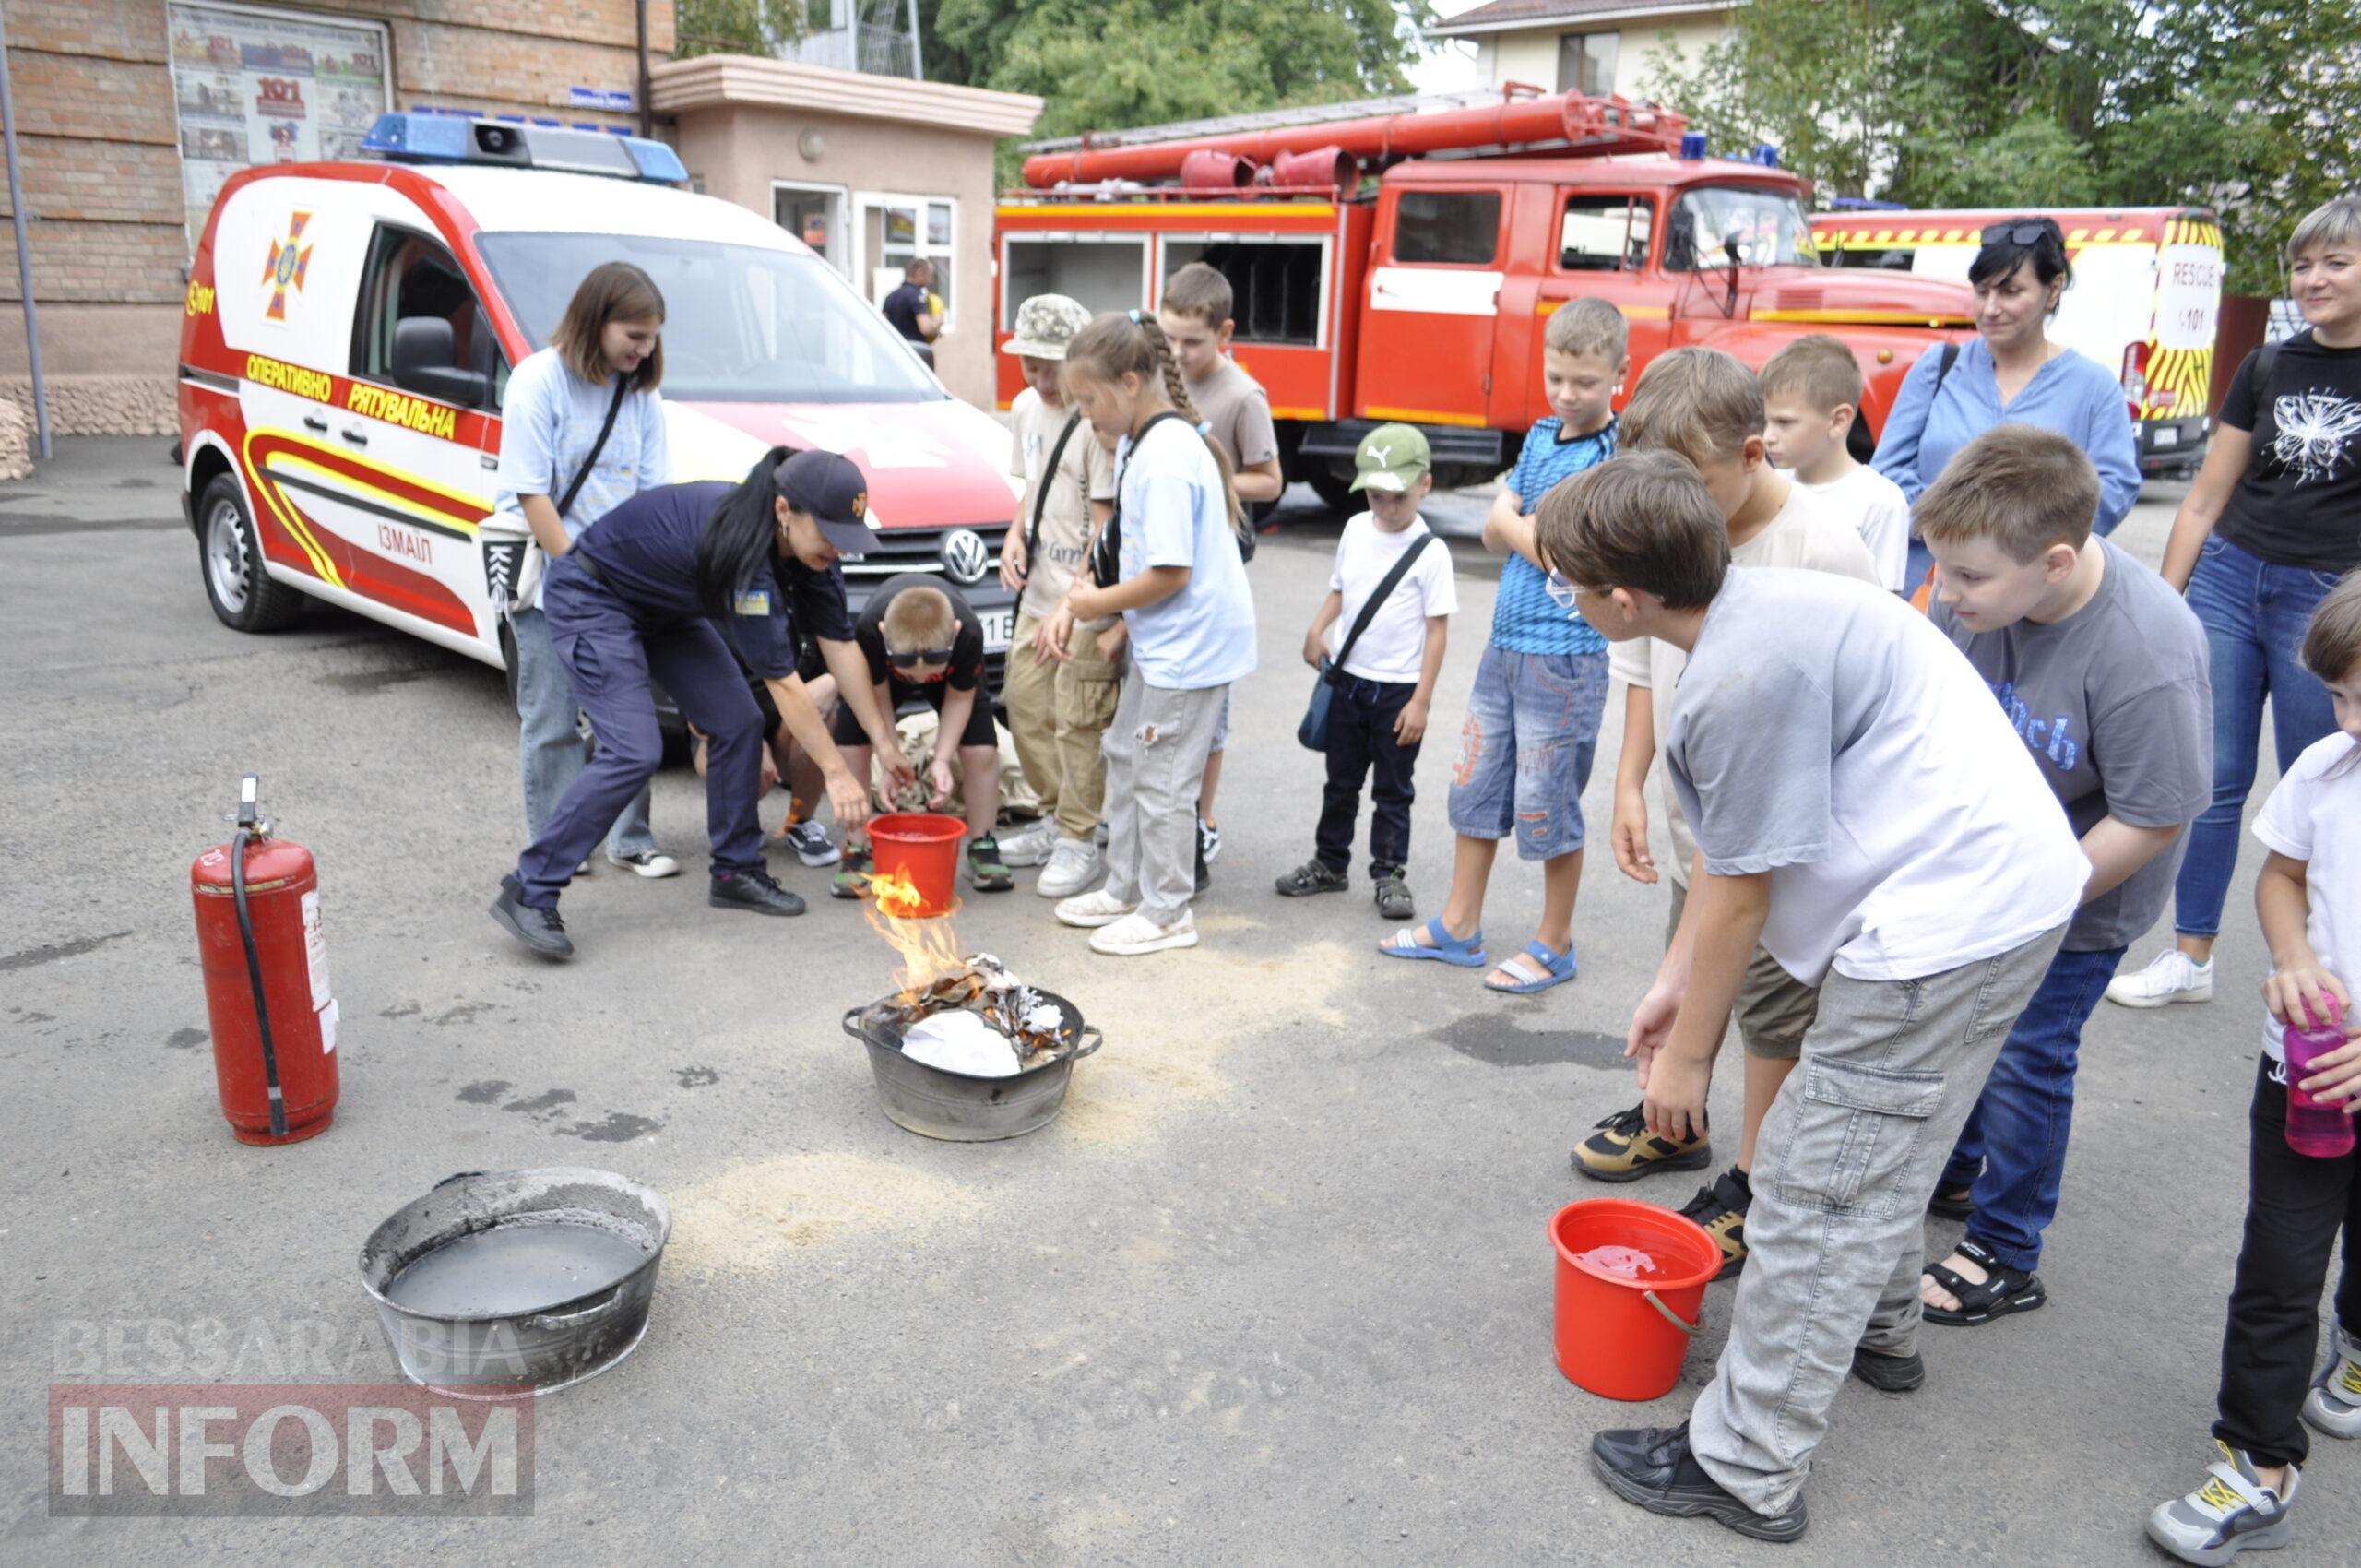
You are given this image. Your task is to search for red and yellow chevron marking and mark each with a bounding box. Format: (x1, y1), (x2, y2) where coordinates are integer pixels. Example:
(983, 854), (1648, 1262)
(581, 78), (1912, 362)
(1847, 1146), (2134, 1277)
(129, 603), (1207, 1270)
(2139, 342), (2213, 420)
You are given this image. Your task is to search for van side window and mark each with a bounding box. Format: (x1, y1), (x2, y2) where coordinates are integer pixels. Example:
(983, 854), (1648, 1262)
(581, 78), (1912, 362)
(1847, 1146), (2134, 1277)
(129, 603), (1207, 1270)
(1393, 190), (1502, 267)
(351, 226), (506, 406)
(1559, 196), (1655, 272)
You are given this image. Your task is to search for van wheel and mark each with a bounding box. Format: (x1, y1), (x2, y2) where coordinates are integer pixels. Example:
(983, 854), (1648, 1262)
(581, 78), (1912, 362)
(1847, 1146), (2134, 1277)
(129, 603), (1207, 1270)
(198, 474), (303, 632)
(498, 617), (521, 712)
(1308, 466), (1355, 513)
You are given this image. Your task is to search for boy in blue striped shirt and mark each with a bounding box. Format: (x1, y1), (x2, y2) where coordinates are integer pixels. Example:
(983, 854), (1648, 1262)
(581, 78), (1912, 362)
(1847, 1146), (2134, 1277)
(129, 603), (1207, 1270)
(1380, 298), (1626, 992)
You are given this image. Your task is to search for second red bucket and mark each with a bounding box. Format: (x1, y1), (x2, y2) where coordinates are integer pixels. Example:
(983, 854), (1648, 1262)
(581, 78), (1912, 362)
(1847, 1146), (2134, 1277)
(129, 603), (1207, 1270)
(1548, 1198), (1724, 1401)
(866, 813), (967, 916)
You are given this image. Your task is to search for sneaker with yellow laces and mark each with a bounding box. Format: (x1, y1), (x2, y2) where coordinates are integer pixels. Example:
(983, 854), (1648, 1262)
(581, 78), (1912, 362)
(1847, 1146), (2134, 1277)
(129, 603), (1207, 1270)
(1572, 1102), (1712, 1183)
(2304, 1325), (2361, 1438)
(2147, 1443), (2297, 1565)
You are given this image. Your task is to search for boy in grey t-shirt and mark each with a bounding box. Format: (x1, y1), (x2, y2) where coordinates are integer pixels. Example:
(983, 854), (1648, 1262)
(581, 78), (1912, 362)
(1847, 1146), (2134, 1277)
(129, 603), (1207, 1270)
(1911, 424), (2213, 1330)
(1536, 451), (2085, 1542)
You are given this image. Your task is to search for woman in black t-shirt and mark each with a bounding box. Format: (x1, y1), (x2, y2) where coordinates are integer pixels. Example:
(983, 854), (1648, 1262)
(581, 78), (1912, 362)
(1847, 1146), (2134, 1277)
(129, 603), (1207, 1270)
(2109, 198), (2361, 1008)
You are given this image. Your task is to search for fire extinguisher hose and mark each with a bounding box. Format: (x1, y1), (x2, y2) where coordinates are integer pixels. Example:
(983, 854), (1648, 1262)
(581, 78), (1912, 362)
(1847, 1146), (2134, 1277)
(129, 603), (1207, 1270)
(230, 826), (289, 1139)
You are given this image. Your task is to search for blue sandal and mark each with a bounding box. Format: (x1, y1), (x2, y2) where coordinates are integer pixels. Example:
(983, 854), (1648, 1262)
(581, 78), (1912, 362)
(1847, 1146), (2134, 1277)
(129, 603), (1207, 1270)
(1377, 917), (1488, 968)
(1485, 940), (1578, 994)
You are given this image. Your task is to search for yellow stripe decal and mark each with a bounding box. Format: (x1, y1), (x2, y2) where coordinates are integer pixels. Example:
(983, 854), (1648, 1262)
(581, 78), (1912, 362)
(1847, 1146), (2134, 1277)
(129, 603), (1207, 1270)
(1268, 406), (1330, 421)
(1753, 308), (1975, 327)
(1536, 301), (1668, 317)
(266, 450), (487, 535)
(242, 428), (343, 588)
(1361, 406), (1489, 428)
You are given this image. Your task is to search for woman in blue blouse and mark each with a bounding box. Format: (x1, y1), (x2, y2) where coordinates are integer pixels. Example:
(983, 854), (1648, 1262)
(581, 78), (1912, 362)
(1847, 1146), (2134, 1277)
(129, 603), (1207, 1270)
(1874, 217), (2142, 588)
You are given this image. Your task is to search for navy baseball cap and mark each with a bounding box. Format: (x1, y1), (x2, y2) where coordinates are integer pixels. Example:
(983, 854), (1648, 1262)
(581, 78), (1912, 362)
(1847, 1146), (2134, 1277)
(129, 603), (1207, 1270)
(775, 448), (884, 555)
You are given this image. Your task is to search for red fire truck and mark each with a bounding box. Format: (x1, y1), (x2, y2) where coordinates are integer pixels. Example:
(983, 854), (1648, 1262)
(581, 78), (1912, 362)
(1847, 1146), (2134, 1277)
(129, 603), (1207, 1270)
(995, 87), (1975, 501)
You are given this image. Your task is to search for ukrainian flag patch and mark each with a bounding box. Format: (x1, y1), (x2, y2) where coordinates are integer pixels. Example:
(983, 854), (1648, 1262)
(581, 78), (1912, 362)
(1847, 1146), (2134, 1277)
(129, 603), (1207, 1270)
(732, 589), (771, 616)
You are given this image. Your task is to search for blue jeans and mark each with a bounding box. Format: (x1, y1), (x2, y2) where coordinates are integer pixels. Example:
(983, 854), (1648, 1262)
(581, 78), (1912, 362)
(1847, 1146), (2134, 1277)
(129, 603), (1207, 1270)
(511, 605), (657, 859)
(1445, 645), (1606, 861)
(2173, 536), (2343, 939)
(1940, 944), (2127, 1272)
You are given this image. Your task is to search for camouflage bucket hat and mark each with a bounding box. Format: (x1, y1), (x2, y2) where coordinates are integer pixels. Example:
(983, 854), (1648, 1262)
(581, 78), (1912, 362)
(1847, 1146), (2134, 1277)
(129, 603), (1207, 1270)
(1001, 293), (1093, 361)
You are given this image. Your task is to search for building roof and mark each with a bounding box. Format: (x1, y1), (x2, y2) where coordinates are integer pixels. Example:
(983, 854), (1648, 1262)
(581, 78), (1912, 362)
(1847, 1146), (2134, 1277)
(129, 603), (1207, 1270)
(1430, 0), (1732, 38)
(649, 54), (1043, 137)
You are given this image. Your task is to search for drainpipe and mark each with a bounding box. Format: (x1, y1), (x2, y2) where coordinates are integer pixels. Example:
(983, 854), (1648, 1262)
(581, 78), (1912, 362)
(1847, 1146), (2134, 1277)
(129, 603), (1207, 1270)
(0, 8), (53, 460)
(635, 0), (653, 138)
(905, 0), (923, 79)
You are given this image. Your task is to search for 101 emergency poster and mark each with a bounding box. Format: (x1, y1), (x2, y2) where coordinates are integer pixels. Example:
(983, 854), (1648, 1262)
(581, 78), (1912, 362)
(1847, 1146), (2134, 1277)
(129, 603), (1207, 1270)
(166, 1), (392, 248)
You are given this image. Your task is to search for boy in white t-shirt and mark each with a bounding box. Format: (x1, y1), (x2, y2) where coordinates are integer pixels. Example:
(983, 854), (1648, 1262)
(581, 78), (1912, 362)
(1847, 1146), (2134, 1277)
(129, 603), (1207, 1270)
(1759, 334), (1914, 593)
(1275, 424), (1456, 921)
(1538, 452), (2084, 1543)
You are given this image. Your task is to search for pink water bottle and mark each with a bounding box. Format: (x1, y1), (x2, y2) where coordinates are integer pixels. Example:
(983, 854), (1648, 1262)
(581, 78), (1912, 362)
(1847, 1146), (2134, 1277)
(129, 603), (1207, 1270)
(2284, 998), (2355, 1158)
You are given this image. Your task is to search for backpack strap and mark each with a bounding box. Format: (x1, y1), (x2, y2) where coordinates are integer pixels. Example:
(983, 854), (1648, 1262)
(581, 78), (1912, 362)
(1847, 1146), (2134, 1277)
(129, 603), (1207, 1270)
(1930, 340), (1961, 398)
(1090, 411), (1195, 588)
(555, 375), (631, 521)
(1017, 411), (1085, 588)
(2248, 336), (2290, 454)
(1331, 533), (1437, 680)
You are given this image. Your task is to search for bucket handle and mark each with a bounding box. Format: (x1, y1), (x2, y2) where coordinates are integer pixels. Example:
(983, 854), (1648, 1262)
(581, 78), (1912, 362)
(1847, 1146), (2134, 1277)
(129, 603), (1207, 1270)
(525, 1285), (623, 1332)
(1643, 1290), (1700, 1336)
(1067, 1025), (1103, 1062)
(841, 1006), (864, 1040)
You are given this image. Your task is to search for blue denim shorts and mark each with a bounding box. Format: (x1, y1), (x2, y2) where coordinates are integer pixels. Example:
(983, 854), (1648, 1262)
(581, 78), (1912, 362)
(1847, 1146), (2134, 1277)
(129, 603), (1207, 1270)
(1446, 644), (1608, 861)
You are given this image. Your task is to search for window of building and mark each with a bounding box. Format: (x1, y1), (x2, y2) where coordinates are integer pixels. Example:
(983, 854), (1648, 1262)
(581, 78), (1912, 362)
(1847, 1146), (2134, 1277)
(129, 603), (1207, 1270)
(859, 194), (956, 326)
(1557, 31), (1619, 98)
(165, 2), (392, 247)
(350, 225), (503, 405)
(775, 182), (848, 275)
(1559, 196), (1655, 272)
(1392, 190), (1503, 267)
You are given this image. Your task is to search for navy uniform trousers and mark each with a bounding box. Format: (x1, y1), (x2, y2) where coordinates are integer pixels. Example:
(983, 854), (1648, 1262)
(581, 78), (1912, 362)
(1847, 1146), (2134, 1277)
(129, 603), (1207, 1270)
(515, 558), (767, 906)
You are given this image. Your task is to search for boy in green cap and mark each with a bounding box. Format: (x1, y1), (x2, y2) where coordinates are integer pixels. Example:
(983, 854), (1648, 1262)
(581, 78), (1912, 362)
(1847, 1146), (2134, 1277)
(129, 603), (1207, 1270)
(1275, 423), (1457, 919)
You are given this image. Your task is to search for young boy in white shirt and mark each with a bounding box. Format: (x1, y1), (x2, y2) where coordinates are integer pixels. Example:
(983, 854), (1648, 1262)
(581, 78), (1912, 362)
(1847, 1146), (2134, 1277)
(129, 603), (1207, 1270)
(1539, 451), (2085, 1543)
(1275, 424), (1456, 920)
(1759, 334), (1914, 593)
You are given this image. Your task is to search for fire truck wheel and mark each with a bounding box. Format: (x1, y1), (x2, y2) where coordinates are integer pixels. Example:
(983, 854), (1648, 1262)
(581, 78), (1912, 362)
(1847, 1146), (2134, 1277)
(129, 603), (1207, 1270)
(1308, 466), (1356, 514)
(197, 473), (304, 634)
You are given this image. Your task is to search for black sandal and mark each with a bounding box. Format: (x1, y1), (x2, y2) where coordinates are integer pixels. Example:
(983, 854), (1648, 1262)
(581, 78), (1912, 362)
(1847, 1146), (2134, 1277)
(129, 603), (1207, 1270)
(1927, 1183), (1975, 1220)
(1923, 1239), (2045, 1326)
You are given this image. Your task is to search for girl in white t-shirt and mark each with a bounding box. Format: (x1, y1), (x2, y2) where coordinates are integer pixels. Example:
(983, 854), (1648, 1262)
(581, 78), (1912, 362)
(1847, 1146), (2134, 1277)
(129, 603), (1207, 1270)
(2151, 572), (2361, 1564)
(1050, 311), (1257, 956)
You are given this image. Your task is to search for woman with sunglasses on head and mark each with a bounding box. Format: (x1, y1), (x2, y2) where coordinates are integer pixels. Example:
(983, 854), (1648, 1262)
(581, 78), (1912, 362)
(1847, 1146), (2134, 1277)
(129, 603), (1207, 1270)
(825, 573), (1015, 897)
(1873, 216), (2142, 588)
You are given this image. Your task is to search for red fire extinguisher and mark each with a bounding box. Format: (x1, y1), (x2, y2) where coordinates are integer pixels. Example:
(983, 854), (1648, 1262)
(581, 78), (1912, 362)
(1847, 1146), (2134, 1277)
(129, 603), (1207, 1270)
(191, 775), (338, 1145)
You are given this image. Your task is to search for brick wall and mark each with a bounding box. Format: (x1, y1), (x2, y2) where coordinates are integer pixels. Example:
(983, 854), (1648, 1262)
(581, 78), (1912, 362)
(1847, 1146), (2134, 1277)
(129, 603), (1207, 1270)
(0, 0), (673, 434)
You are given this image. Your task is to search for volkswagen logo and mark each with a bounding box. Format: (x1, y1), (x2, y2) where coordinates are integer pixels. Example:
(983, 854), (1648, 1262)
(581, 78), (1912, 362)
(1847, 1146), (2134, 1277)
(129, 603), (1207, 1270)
(940, 529), (991, 586)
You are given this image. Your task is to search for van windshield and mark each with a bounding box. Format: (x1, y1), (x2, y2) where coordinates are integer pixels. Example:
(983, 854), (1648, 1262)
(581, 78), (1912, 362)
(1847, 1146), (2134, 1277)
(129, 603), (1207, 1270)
(1665, 186), (1819, 271)
(474, 232), (943, 404)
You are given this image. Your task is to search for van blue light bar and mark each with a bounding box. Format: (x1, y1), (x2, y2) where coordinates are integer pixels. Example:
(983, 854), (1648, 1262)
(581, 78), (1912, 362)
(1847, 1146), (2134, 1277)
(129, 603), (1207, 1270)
(360, 113), (686, 184)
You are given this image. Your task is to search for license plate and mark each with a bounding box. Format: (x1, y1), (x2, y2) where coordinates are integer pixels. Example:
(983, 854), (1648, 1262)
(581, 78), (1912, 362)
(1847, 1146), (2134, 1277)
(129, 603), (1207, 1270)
(980, 609), (1015, 653)
(2155, 426), (2180, 447)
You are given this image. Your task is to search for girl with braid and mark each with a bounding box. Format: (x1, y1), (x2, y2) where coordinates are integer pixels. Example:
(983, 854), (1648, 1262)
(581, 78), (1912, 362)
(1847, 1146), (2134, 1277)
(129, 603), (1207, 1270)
(1049, 311), (1257, 956)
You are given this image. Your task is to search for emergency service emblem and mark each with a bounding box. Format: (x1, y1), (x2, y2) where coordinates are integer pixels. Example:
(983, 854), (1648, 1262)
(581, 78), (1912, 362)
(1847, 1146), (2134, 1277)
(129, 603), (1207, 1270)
(941, 529), (989, 586)
(262, 212), (314, 323)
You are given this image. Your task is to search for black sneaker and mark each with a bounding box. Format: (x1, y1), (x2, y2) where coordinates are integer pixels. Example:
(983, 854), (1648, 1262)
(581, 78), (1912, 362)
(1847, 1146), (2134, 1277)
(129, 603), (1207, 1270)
(967, 834), (1014, 893)
(1590, 1423), (1808, 1544)
(1372, 873), (1415, 921)
(1572, 1103), (1712, 1183)
(491, 874), (574, 960)
(1194, 832), (1211, 896)
(1274, 860), (1348, 897)
(831, 845), (872, 900)
(1850, 1345), (1926, 1393)
(1678, 1168), (1752, 1280)
(710, 867), (806, 917)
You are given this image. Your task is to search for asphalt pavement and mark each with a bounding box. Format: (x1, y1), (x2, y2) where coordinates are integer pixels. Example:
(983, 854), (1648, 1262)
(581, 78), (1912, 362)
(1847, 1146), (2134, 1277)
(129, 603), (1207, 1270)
(2, 438), (2349, 1566)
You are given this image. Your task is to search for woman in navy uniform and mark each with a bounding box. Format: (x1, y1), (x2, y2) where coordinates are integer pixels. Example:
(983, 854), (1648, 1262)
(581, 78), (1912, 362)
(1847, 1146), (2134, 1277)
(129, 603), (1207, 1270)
(492, 447), (880, 959)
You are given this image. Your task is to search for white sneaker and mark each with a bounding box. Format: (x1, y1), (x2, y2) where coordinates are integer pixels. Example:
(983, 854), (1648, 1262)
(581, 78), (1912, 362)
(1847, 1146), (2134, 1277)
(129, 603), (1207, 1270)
(778, 820), (839, 867)
(1198, 818), (1223, 864)
(1037, 837), (1102, 898)
(607, 849), (682, 879)
(2106, 949), (2213, 1009)
(1055, 888), (1137, 929)
(2304, 1327), (2361, 1438)
(1089, 908), (1198, 956)
(999, 816), (1059, 867)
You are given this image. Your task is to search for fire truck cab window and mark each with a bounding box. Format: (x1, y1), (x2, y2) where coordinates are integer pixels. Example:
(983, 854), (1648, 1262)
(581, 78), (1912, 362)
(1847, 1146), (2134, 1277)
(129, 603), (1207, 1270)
(1393, 190), (1502, 267)
(352, 226), (504, 405)
(1664, 186), (1819, 271)
(1163, 239), (1324, 346)
(1559, 196), (1655, 272)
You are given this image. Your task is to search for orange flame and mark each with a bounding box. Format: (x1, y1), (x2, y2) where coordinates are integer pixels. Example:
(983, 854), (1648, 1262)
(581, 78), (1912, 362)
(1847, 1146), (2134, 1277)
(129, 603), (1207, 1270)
(861, 868), (964, 993)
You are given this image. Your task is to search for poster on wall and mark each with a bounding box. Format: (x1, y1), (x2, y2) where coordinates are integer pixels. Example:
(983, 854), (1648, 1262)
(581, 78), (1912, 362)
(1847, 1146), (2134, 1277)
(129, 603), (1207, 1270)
(166, 2), (392, 248)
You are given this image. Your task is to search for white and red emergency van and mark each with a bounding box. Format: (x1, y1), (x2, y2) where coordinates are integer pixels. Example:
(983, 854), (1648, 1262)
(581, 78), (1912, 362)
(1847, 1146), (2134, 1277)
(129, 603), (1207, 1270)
(1809, 206), (2225, 478)
(179, 113), (1022, 685)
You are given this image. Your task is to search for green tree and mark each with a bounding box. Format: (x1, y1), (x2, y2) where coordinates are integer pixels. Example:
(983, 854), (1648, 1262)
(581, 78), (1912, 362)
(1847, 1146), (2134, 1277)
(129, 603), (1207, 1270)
(1650, 0), (2361, 293)
(674, 0), (813, 59)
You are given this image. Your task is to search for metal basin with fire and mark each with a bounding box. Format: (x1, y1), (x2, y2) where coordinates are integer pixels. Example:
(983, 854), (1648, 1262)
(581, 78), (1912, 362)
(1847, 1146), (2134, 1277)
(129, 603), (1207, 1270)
(842, 981), (1102, 1142)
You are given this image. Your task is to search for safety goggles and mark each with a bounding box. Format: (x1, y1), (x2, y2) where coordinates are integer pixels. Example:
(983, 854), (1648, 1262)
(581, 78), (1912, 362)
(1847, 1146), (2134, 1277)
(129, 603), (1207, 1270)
(1981, 220), (2058, 248)
(886, 647), (956, 669)
(1544, 570), (1606, 615)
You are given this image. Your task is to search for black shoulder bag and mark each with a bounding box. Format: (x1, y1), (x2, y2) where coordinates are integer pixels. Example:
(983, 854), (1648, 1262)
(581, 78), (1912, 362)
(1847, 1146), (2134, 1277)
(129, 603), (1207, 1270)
(486, 375), (631, 607)
(1015, 411), (1085, 588)
(1298, 533), (1437, 752)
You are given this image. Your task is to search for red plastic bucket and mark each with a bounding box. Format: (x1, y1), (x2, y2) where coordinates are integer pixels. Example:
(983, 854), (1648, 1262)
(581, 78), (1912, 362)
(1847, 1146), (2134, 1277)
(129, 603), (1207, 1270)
(866, 813), (967, 917)
(1548, 1198), (1724, 1401)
